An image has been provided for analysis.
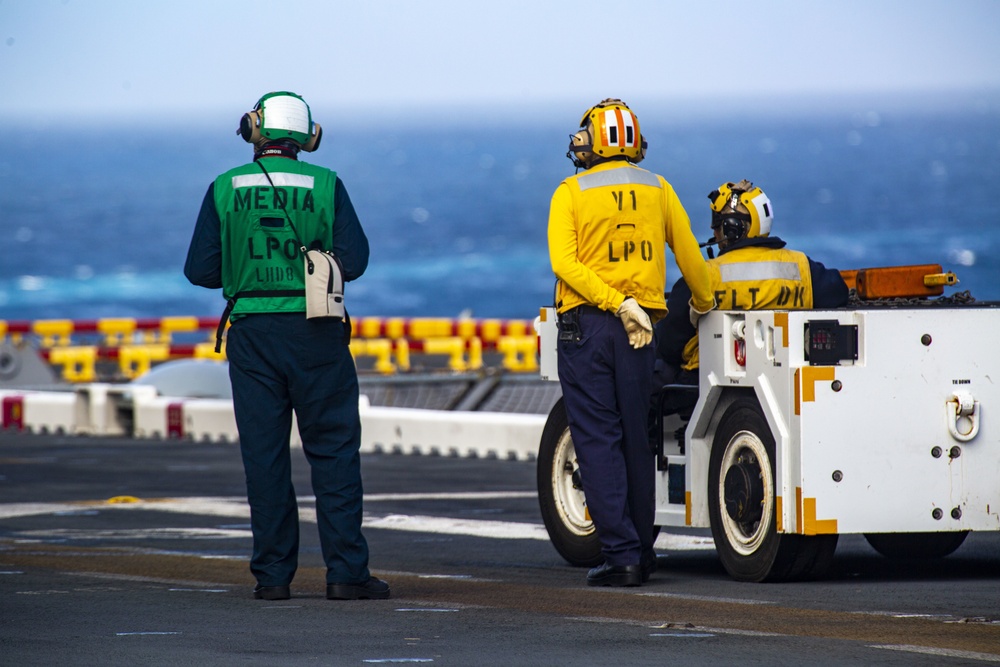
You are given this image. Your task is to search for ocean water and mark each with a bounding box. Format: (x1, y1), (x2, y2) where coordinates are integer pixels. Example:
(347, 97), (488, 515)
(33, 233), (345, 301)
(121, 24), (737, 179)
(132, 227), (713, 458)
(2, 94), (999, 323)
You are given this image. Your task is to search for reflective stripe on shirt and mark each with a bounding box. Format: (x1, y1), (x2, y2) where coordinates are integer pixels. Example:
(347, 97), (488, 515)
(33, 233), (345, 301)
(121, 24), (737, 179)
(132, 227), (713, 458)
(718, 261), (802, 282)
(576, 167), (660, 191)
(232, 173), (315, 189)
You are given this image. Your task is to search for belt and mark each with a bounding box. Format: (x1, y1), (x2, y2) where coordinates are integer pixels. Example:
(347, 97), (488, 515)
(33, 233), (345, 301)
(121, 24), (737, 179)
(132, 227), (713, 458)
(558, 305), (605, 322)
(214, 289), (304, 352)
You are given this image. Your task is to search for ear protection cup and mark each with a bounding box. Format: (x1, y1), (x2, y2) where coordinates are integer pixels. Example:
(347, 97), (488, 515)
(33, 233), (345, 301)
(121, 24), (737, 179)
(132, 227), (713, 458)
(566, 127), (594, 169)
(238, 110), (263, 144)
(300, 122), (322, 152)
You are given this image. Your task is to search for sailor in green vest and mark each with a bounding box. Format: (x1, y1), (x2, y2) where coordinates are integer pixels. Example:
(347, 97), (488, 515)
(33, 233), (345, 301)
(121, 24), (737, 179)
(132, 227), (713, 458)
(184, 91), (389, 601)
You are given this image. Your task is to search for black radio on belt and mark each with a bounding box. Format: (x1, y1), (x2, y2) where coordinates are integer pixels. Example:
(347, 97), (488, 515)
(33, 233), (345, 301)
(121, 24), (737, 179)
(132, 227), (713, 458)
(558, 309), (582, 343)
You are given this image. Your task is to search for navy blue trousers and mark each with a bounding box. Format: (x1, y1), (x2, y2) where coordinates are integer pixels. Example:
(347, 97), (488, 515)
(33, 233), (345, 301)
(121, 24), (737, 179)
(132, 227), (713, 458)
(557, 307), (656, 566)
(226, 313), (370, 587)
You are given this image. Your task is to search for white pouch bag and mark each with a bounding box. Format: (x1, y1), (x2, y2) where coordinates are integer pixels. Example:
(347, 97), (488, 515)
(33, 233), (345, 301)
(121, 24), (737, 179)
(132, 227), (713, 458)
(304, 249), (346, 319)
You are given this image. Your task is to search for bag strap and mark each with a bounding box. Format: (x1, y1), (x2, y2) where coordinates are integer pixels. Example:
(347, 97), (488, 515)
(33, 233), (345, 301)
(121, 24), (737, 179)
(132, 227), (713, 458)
(255, 159), (316, 271)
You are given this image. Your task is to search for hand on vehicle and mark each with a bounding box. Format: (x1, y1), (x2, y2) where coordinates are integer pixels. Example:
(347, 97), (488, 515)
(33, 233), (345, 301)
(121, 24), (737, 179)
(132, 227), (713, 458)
(616, 298), (653, 349)
(689, 298), (717, 328)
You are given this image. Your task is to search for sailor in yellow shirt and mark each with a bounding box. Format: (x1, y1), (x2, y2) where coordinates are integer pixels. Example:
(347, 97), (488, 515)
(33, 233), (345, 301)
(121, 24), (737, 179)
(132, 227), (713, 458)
(547, 98), (714, 588)
(655, 179), (849, 387)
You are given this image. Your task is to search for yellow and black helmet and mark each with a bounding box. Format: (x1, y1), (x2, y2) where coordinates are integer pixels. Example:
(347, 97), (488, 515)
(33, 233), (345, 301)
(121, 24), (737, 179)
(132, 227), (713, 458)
(708, 179), (773, 245)
(567, 98), (647, 169)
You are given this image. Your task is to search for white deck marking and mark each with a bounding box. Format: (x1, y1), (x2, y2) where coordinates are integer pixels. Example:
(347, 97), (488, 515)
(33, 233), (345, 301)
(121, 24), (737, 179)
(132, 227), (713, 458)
(168, 588), (228, 593)
(362, 513), (550, 540)
(638, 591), (775, 605)
(870, 644), (1000, 662)
(365, 492), (536, 501)
(14, 527), (252, 540)
(0, 494), (715, 550)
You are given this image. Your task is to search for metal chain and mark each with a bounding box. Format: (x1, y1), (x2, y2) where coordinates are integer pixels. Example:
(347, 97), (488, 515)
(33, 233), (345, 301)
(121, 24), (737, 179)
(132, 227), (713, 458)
(847, 289), (977, 307)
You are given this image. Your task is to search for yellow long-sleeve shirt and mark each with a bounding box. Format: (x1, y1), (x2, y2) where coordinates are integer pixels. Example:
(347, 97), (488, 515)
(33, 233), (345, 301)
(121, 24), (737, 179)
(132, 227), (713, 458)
(547, 161), (712, 319)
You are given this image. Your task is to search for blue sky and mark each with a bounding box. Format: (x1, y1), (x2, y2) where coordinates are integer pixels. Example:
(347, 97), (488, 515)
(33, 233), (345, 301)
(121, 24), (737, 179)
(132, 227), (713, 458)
(2, 0), (1000, 125)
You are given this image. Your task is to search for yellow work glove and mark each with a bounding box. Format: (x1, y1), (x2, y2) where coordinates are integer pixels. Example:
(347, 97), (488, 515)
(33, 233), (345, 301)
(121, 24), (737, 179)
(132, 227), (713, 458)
(689, 298), (717, 328)
(616, 298), (653, 349)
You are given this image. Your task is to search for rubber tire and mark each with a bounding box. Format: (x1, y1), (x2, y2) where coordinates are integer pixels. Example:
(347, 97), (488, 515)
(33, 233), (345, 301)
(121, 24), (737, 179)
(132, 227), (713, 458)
(864, 531), (969, 560)
(537, 398), (603, 567)
(708, 396), (838, 582)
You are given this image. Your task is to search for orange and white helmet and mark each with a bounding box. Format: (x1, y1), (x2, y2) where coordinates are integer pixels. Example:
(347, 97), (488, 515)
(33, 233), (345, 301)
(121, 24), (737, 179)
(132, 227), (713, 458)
(567, 98), (647, 169)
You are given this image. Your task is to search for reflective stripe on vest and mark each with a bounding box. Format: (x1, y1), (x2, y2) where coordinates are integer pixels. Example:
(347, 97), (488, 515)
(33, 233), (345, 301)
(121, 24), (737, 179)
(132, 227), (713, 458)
(231, 173), (315, 189)
(718, 261), (802, 283)
(576, 167), (661, 191)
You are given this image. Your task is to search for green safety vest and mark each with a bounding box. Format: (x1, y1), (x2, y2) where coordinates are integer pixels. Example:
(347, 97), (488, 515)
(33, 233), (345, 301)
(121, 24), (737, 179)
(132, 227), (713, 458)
(213, 158), (337, 317)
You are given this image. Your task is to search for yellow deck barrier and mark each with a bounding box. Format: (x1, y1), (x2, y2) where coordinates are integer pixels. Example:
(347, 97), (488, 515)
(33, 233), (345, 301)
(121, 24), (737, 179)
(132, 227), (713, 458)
(118, 344), (170, 379)
(408, 319), (458, 339)
(393, 339), (411, 372)
(194, 342), (227, 361)
(350, 338), (397, 374)
(97, 318), (137, 346)
(15, 315), (538, 380)
(503, 320), (531, 337)
(354, 317), (409, 340)
(157, 316), (201, 343)
(478, 319), (503, 345)
(497, 335), (539, 372)
(49, 346), (97, 382)
(33, 320), (74, 347)
(421, 337), (482, 372)
(454, 319), (478, 340)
